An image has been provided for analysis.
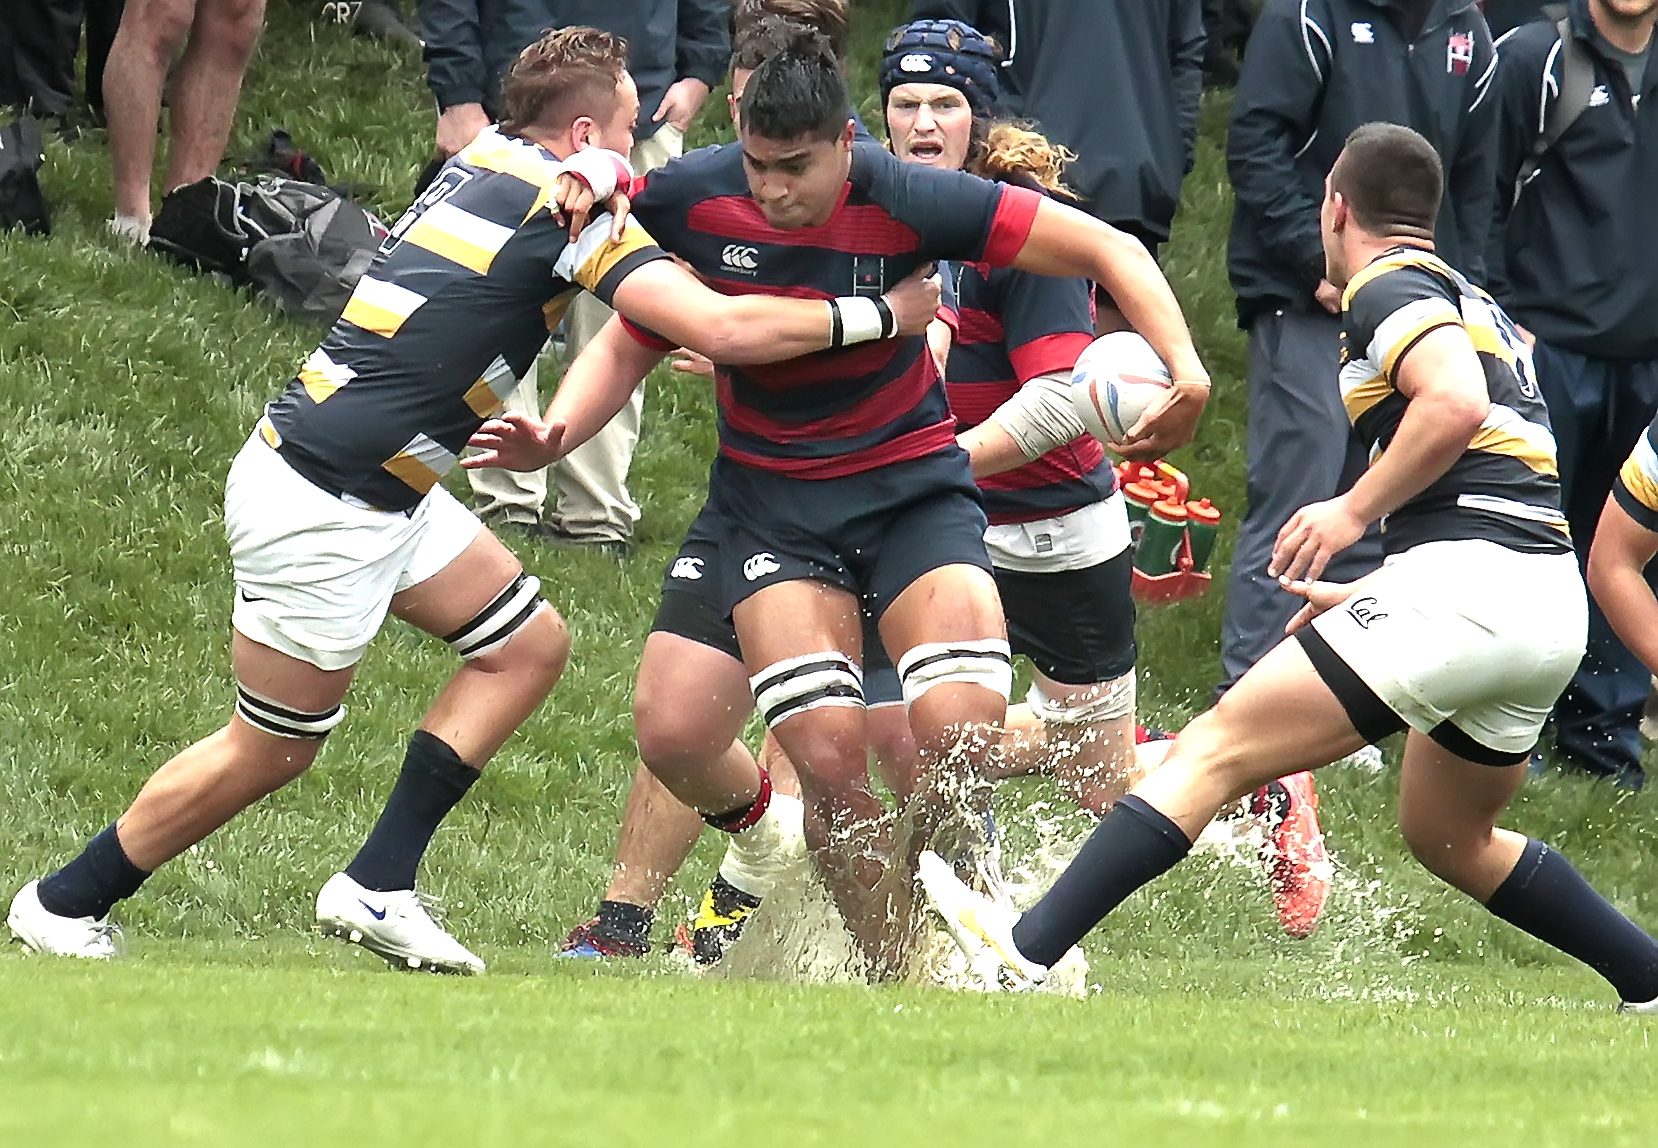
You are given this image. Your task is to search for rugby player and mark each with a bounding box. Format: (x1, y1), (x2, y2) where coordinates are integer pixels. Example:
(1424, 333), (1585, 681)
(921, 123), (1658, 1013)
(5, 27), (941, 970)
(471, 31), (1212, 977)
(1587, 413), (1658, 704)
(882, 18), (1329, 938)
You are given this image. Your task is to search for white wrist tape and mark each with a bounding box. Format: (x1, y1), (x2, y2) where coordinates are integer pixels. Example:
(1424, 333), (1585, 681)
(990, 370), (1092, 460)
(558, 147), (632, 201)
(828, 295), (898, 346)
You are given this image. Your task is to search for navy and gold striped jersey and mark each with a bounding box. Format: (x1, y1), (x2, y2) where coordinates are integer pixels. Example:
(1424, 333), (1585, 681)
(261, 128), (667, 512)
(1339, 247), (1570, 556)
(1612, 418), (1658, 532)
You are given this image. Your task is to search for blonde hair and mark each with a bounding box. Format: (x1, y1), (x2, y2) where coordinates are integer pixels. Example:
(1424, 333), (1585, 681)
(972, 121), (1075, 198)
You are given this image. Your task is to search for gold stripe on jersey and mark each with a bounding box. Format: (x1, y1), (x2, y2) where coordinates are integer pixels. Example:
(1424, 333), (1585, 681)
(555, 217), (661, 296)
(463, 356), (518, 419)
(1621, 432), (1658, 514)
(1369, 297), (1461, 383)
(297, 349), (356, 404)
(340, 275), (429, 338)
(458, 135), (564, 192)
(381, 433), (457, 495)
(402, 200), (518, 276)
(1339, 365), (1393, 421)
(1341, 246), (1444, 304)
(1466, 403), (1558, 477)
(543, 288), (578, 334)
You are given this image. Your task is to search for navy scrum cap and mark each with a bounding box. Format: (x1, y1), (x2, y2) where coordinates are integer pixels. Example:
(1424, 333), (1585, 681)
(880, 19), (1000, 118)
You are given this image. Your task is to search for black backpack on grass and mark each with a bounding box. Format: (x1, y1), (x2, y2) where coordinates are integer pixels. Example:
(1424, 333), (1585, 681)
(148, 174), (387, 325)
(0, 112), (51, 235)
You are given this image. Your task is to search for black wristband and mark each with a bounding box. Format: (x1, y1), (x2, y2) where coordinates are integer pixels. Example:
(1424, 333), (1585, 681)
(873, 295), (896, 339)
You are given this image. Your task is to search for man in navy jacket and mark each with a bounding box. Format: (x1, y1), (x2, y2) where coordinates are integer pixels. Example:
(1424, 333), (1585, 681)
(1488, 0), (1658, 787)
(419, 0), (732, 551)
(1218, 0), (1498, 695)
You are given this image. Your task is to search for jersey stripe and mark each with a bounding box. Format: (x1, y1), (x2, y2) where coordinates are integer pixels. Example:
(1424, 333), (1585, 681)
(403, 201), (517, 275)
(381, 432), (457, 495)
(686, 193), (921, 253)
(340, 276), (428, 338)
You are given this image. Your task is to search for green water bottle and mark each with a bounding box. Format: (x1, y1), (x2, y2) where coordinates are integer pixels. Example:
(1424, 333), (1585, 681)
(1135, 499), (1189, 577)
(1185, 499), (1222, 574)
(1123, 481), (1161, 551)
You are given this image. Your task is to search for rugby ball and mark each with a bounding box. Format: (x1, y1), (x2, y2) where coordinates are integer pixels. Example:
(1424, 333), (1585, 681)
(1070, 332), (1174, 445)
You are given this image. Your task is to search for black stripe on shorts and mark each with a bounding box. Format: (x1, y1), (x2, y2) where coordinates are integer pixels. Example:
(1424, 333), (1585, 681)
(1428, 720), (1532, 767)
(1294, 626), (1407, 745)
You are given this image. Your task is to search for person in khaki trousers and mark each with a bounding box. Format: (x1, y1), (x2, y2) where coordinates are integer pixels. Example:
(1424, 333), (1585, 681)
(421, 0), (732, 549)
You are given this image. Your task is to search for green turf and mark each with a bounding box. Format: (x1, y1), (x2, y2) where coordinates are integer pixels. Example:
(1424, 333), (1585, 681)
(3, 1), (1657, 1143)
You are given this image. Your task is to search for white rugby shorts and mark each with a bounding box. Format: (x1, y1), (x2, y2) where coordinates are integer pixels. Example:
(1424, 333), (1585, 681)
(984, 491), (1133, 574)
(1305, 538), (1586, 761)
(225, 434), (483, 671)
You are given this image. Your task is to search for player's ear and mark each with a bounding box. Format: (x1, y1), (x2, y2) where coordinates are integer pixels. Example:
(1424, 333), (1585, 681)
(840, 119), (855, 150)
(570, 114), (597, 150)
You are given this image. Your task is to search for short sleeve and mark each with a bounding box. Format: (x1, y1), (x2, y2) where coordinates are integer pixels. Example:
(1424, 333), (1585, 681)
(1345, 265), (1463, 384)
(998, 270), (1095, 383)
(554, 218), (670, 306)
(1614, 423), (1658, 532)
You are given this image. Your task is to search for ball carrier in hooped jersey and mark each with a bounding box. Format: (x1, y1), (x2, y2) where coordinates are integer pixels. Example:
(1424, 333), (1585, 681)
(883, 18), (1331, 940)
(474, 36), (1211, 977)
(5, 28), (941, 971)
(921, 124), (1658, 1013)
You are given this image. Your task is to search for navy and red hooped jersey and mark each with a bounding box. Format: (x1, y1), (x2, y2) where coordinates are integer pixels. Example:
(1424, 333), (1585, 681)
(940, 258), (1109, 525)
(624, 140), (1042, 479)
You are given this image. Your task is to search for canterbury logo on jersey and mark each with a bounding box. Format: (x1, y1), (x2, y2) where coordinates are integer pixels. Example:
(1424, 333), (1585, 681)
(722, 244), (758, 273)
(670, 556), (704, 580)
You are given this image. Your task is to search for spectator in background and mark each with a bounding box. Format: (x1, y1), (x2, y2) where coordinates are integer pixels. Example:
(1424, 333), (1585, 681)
(909, 0), (1207, 333)
(1482, 0), (1549, 36)
(422, 0), (731, 552)
(1, 0), (123, 132)
(1218, 0), (1498, 696)
(1487, 0), (1658, 787)
(104, 0), (266, 243)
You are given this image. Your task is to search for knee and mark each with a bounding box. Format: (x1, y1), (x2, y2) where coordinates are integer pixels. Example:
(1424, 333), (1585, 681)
(633, 694), (732, 775)
(198, 0), (266, 57)
(1397, 810), (1477, 886)
(125, 0), (197, 59)
(491, 606), (568, 687)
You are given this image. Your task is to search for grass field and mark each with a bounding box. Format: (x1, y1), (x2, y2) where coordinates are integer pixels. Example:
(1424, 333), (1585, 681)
(2, 1), (1657, 1143)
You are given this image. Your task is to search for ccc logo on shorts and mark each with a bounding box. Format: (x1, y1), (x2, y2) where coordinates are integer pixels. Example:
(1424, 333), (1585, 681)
(722, 244), (759, 272)
(669, 556), (704, 581)
(743, 552), (781, 581)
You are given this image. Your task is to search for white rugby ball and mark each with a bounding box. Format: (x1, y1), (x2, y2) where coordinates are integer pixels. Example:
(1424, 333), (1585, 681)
(1070, 331), (1174, 445)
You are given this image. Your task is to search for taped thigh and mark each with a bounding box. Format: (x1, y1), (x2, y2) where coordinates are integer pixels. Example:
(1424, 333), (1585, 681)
(1026, 668), (1136, 726)
(897, 639), (1012, 709)
(749, 651), (865, 729)
(443, 572), (547, 660)
(234, 684), (346, 740)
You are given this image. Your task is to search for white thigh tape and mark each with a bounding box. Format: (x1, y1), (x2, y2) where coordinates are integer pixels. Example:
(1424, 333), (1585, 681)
(1026, 668), (1136, 726)
(235, 685), (346, 740)
(897, 639), (1013, 708)
(445, 573), (547, 660)
(750, 651), (865, 728)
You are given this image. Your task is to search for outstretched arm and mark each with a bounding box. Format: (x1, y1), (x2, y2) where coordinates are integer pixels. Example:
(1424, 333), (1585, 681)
(608, 258), (940, 365)
(1008, 198), (1209, 458)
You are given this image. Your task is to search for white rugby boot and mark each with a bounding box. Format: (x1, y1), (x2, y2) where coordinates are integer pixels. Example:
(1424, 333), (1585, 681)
(1617, 996), (1658, 1016)
(315, 872), (485, 975)
(8, 880), (121, 959)
(917, 851), (1057, 992)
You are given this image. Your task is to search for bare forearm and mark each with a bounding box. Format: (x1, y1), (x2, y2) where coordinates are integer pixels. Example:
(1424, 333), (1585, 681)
(1343, 396), (1478, 525)
(1592, 562), (1658, 677)
(546, 319), (663, 456)
(959, 420), (1029, 479)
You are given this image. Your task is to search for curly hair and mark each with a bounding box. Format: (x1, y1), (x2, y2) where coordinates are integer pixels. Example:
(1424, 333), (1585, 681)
(498, 27), (630, 137)
(731, 0), (849, 68)
(972, 121), (1075, 198)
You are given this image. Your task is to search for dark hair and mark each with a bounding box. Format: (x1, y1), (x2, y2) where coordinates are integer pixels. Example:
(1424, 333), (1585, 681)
(731, 0), (849, 67)
(738, 32), (848, 142)
(498, 27), (629, 137)
(1329, 123), (1443, 240)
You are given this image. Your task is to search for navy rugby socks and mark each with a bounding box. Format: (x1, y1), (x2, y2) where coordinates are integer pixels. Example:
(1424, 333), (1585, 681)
(37, 823), (151, 920)
(1485, 838), (1658, 1004)
(345, 731), (479, 892)
(1011, 795), (1192, 968)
